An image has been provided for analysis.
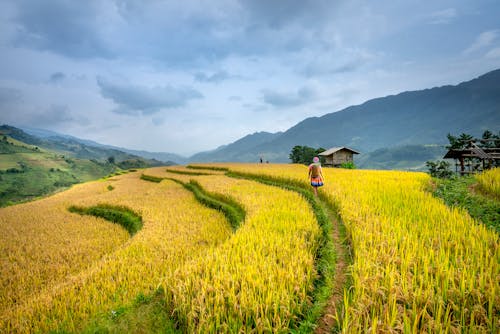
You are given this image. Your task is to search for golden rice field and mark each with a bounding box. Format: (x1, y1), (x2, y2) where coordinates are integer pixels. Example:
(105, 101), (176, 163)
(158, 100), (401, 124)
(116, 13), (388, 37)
(0, 164), (499, 333)
(204, 163), (500, 332)
(148, 167), (321, 332)
(476, 167), (500, 199)
(1, 171), (232, 332)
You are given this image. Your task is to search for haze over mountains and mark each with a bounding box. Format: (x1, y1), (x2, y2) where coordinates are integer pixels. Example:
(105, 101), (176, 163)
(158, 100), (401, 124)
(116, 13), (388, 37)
(4, 68), (500, 170)
(1, 125), (166, 166)
(191, 68), (500, 165)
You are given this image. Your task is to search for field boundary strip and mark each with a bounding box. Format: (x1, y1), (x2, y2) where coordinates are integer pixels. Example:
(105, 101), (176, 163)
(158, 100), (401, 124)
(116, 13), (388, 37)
(187, 165), (352, 333)
(68, 204), (143, 236)
(165, 168), (213, 176)
(141, 173), (245, 231)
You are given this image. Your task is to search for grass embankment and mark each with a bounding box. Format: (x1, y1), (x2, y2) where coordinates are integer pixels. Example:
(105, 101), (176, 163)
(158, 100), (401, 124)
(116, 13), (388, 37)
(140, 174), (163, 183)
(2, 173), (232, 333)
(82, 290), (179, 334)
(141, 173), (245, 231)
(431, 175), (500, 232)
(68, 204), (143, 236)
(84, 173), (246, 333)
(211, 167), (348, 332)
(200, 164), (499, 332)
(138, 168), (335, 332)
(186, 165), (229, 172)
(165, 168), (212, 176)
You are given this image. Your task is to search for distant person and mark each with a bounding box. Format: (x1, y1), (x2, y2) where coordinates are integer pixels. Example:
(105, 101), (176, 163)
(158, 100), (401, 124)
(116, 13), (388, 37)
(308, 156), (324, 196)
(260, 157), (263, 163)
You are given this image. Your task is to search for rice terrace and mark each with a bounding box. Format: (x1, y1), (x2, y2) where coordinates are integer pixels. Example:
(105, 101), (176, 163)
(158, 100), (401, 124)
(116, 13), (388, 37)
(0, 164), (498, 333)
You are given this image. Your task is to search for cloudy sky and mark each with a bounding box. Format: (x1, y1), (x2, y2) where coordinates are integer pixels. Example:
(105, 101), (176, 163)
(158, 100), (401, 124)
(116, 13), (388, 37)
(0, 0), (499, 156)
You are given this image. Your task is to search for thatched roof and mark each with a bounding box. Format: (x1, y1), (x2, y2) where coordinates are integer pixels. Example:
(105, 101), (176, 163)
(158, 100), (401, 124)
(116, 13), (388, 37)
(319, 147), (360, 156)
(443, 147), (499, 160)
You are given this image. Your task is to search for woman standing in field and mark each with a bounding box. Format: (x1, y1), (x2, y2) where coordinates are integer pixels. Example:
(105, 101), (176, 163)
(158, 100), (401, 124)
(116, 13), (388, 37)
(308, 156), (324, 196)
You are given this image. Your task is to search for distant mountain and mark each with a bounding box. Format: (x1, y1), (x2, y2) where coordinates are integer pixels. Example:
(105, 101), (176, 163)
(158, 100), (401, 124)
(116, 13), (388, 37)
(190, 131), (282, 162)
(114, 149), (187, 165)
(21, 126), (184, 164)
(192, 69), (500, 166)
(1, 125), (165, 167)
(0, 131), (115, 206)
(356, 144), (448, 171)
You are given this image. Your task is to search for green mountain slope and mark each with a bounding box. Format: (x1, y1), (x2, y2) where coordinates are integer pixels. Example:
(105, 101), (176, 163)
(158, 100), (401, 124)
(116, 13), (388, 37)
(21, 126), (186, 164)
(190, 131), (283, 162)
(0, 127), (162, 206)
(190, 69), (500, 166)
(0, 125), (159, 167)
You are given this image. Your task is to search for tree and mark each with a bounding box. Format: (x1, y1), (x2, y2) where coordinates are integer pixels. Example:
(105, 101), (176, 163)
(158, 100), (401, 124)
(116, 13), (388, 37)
(289, 146), (303, 164)
(426, 160), (453, 178)
(446, 133), (474, 150)
(289, 146), (326, 165)
(107, 156), (115, 164)
(479, 130), (500, 148)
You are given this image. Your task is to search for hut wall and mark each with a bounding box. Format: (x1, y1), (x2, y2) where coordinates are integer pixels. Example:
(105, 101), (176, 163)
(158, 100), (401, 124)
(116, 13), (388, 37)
(331, 151), (353, 165)
(324, 150), (354, 166)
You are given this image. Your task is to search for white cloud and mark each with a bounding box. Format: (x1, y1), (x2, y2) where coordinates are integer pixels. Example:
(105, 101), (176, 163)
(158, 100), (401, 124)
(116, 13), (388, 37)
(463, 30), (499, 55)
(485, 47), (500, 59)
(426, 8), (457, 24)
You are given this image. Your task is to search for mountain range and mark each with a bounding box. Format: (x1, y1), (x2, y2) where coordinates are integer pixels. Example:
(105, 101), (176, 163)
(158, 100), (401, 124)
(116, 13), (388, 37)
(190, 68), (500, 165)
(5, 68), (500, 170)
(0, 125), (166, 167)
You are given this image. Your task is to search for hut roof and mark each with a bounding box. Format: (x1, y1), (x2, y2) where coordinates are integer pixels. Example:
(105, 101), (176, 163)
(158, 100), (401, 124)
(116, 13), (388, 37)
(443, 147), (499, 160)
(319, 147), (360, 156)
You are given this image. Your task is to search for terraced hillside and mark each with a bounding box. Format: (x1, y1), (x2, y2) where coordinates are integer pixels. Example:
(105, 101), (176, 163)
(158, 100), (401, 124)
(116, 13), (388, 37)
(0, 164), (498, 333)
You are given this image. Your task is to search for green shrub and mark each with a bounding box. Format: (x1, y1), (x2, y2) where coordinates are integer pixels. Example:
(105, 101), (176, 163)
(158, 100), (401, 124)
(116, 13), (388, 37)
(140, 174), (163, 183)
(68, 204), (143, 236)
(426, 160), (453, 178)
(340, 161), (356, 169)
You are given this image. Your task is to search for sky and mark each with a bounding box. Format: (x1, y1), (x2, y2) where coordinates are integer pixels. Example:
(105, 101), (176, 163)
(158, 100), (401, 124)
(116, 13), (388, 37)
(0, 0), (499, 156)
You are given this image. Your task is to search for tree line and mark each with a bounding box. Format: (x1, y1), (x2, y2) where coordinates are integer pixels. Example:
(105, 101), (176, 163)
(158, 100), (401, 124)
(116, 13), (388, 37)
(427, 130), (499, 178)
(289, 145), (326, 165)
(446, 130), (500, 150)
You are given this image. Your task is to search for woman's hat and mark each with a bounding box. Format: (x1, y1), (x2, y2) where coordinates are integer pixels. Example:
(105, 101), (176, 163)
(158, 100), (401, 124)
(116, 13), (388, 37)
(313, 156), (319, 163)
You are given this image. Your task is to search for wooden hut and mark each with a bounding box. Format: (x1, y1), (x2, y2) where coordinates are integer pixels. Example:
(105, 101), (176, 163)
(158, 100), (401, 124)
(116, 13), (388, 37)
(318, 147), (360, 167)
(443, 142), (500, 174)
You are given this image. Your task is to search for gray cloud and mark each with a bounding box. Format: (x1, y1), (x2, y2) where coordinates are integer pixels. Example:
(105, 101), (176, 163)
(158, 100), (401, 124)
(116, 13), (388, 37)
(11, 0), (114, 59)
(302, 59), (364, 77)
(0, 103), (85, 129)
(0, 87), (23, 105)
(49, 72), (66, 84)
(194, 70), (231, 83)
(97, 77), (203, 115)
(241, 0), (331, 29)
(300, 47), (377, 77)
(39, 104), (76, 125)
(8, 0), (335, 65)
(262, 86), (315, 108)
